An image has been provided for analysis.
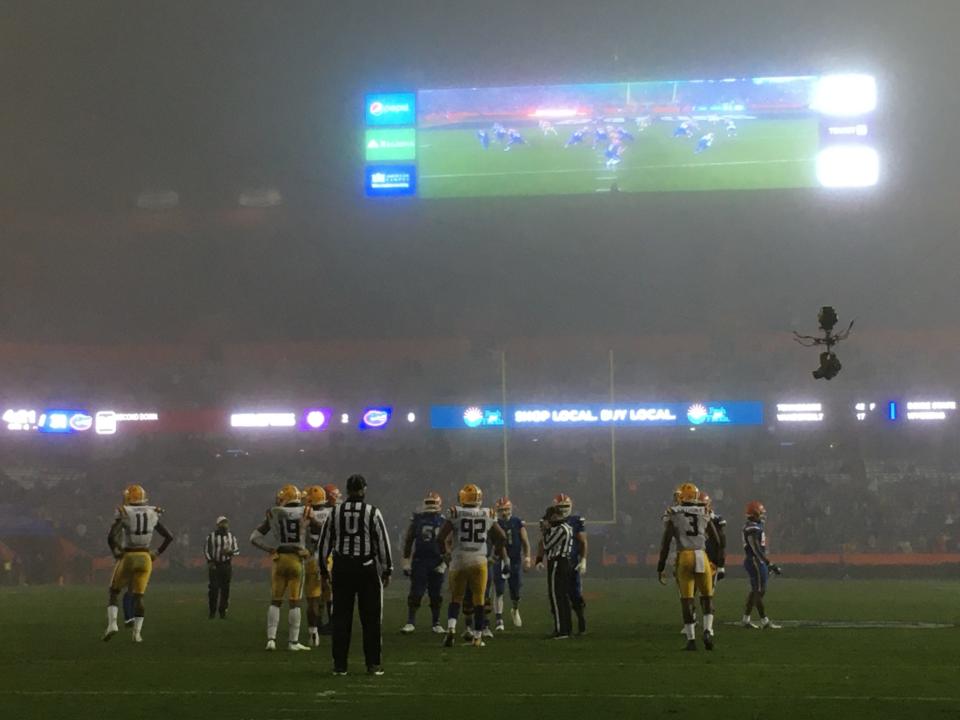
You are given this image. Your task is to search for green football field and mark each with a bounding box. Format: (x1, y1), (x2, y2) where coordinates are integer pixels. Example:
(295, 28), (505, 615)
(417, 119), (820, 198)
(2, 579), (959, 719)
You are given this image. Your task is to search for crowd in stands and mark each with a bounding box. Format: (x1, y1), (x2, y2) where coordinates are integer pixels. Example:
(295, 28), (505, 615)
(3, 428), (960, 585)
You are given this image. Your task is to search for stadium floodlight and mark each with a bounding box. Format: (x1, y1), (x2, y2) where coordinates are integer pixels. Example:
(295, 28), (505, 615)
(406, 412), (416, 423)
(816, 146), (879, 188)
(811, 74), (877, 117)
(238, 188), (283, 208)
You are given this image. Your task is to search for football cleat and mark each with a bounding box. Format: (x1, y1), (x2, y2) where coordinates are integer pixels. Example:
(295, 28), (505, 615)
(132, 631), (143, 643)
(511, 609), (523, 627)
(495, 619), (505, 632)
(431, 624), (446, 634)
(332, 669), (347, 676)
(288, 642), (310, 651)
(265, 639), (277, 651)
(471, 635), (486, 648)
(741, 620), (760, 629)
(367, 665), (385, 676)
(125, 618), (136, 627)
(703, 631), (714, 651)
(400, 623), (415, 634)
(102, 625), (118, 642)
(761, 618), (782, 630)
(684, 639), (697, 651)
(482, 627), (494, 638)
(443, 631), (455, 648)
(552, 633), (570, 640)
(462, 629), (474, 642)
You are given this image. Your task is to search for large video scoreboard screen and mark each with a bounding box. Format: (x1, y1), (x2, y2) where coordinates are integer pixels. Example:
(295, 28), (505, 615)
(363, 74), (878, 198)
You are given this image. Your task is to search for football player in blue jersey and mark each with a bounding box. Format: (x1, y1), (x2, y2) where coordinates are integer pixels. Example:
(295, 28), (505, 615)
(604, 141), (626, 169)
(492, 498), (531, 631)
(742, 501), (782, 629)
(492, 123), (508, 144)
(615, 128), (635, 143)
(695, 132), (715, 154)
(504, 128), (526, 151)
(400, 492), (447, 634)
(673, 119), (696, 138)
(565, 128), (586, 148)
(477, 129), (490, 149)
(552, 494), (588, 634)
(592, 125), (610, 149)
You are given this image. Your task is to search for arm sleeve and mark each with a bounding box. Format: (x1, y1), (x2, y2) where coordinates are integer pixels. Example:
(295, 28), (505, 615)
(203, 534), (213, 561)
(402, 518), (417, 559)
(317, 509), (335, 565)
(155, 522), (174, 555)
(373, 508), (393, 574)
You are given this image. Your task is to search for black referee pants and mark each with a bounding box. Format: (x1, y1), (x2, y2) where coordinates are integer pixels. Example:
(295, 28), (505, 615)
(547, 557), (572, 636)
(331, 557), (383, 671)
(208, 562), (232, 616)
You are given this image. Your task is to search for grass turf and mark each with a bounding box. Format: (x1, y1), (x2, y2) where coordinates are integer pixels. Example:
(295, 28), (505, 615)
(418, 119), (819, 198)
(2, 578), (959, 719)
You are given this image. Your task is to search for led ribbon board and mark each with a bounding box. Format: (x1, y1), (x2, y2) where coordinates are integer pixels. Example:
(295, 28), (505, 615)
(366, 73), (877, 198)
(431, 403), (763, 428)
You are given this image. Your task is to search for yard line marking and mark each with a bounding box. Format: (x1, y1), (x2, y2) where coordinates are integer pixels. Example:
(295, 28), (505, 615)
(422, 158), (808, 180)
(6, 690), (958, 703)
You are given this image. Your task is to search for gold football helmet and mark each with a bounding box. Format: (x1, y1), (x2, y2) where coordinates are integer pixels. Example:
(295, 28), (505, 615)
(677, 483), (700, 504)
(303, 485), (327, 508)
(458, 484), (483, 507)
(123, 484), (147, 505)
(277, 484), (301, 506)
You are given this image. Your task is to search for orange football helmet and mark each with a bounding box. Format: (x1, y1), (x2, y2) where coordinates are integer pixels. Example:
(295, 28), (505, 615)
(324, 484), (341, 506)
(276, 484), (301, 506)
(123, 484), (147, 505)
(423, 491), (442, 513)
(698, 490), (712, 510)
(553, 493), (572, 517)
(495, 497), (513, 518)
(746, 501), (766, 520)
(677, 483), (700, 504)
(303, 485), (327, 508)
(458, 484), (483, 507)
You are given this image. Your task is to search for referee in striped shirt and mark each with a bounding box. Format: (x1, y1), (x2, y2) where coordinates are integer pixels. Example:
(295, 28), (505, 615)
(318, 474), (392, 676)
(537, 507), (574, 639)
(204, 516), (239, 619)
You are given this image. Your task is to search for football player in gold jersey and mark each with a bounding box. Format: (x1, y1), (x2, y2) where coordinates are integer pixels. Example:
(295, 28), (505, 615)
(103, 484), (173, 643)
(251, 484), (325, 651)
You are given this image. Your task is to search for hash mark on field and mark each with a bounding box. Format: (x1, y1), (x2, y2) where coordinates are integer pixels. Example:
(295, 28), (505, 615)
(422, 158), (808, 180)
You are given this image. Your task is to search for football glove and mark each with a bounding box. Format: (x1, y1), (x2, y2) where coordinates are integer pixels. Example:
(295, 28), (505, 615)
(576, 558), (587, 576)
(402, 557), (412, 577)
(769, 563), (782, 576)
(433, 562), (447, 575)
(716, 566), (726, 581)
(500, 561), (512, 580)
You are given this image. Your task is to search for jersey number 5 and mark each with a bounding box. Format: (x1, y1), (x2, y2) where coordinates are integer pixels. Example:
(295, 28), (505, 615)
(459, 518), (486, 544)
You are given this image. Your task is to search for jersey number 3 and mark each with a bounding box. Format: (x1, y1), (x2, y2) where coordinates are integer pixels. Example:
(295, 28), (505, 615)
(683, 512), (700, 537)
(459, 518), (486, 544)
